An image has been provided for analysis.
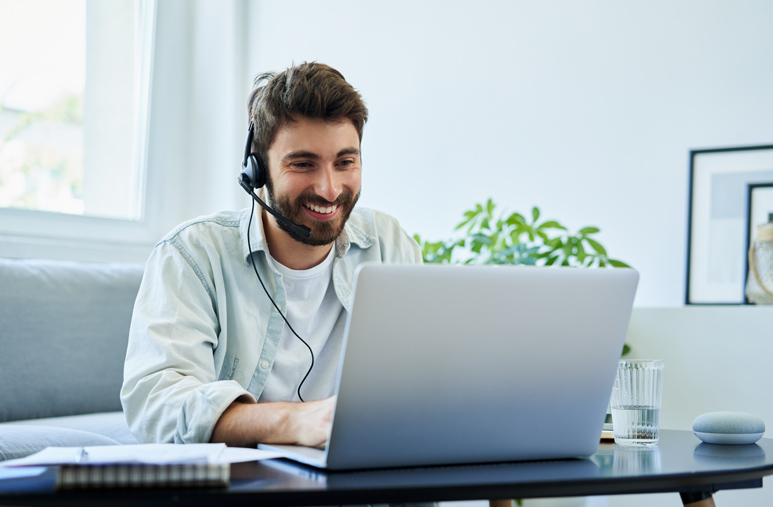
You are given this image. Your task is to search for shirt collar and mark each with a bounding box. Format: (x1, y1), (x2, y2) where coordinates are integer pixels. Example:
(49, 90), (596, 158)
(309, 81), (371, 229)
(336, 216), (374, 257)
(240, 206), (269, 263)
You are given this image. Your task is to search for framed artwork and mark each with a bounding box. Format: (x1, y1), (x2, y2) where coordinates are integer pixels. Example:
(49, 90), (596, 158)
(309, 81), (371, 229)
(744, 183), (773, 302)
(686, 145), (773, 304)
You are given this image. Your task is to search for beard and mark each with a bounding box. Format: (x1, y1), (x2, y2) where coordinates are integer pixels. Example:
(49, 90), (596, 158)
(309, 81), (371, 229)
(265, 183), (360, 246)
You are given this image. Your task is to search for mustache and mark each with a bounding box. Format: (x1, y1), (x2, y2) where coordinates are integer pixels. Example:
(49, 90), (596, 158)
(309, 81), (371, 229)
(298, 190), (354, 207)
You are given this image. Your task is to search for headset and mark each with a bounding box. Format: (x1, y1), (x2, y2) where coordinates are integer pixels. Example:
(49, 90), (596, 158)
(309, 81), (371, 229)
(240, 120), (268, 190)
(239, 119), (315, 402)
(238, 120), (311, 239)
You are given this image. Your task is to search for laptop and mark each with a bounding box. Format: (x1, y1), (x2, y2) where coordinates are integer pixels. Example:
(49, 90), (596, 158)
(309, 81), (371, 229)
(259, 264), (639, 470)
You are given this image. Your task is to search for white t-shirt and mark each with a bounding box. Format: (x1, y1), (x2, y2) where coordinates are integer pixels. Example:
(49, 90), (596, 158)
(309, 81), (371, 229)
(258, 246), (347, 402)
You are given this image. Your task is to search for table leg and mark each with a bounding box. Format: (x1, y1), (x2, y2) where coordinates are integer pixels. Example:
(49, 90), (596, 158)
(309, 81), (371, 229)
(680, 491), (716, 506)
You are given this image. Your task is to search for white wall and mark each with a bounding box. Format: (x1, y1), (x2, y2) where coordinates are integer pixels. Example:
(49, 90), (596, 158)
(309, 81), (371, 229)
(243, 0), (773, 306)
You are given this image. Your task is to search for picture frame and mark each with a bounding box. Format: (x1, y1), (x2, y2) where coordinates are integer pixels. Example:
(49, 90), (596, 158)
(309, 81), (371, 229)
(744, 183), (773, 303)
(685, 145), (773, 304)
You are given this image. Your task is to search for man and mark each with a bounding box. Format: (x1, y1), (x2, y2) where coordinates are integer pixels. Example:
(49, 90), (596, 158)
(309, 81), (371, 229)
(121, 63), (422, 447)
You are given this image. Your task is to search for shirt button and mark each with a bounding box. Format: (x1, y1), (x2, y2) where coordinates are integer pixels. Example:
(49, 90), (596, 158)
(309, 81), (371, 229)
(260, 360), (270, 369)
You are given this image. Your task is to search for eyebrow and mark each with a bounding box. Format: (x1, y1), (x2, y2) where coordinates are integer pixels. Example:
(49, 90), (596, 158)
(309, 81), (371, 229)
(336, 148), (360, 157)
(282, 148), (360, 161)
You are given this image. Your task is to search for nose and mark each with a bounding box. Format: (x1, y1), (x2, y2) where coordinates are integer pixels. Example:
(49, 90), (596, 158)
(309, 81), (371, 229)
(313, 164), (341, 203)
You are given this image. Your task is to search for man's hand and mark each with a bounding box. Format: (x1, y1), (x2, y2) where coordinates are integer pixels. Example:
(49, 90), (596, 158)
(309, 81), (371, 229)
(284, 396), (336, 447)
(211, 396), (336, 447)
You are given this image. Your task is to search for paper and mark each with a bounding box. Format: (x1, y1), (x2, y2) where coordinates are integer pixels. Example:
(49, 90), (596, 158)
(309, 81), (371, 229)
(0, 443), (287, 468)
(0, 467), (47, 480)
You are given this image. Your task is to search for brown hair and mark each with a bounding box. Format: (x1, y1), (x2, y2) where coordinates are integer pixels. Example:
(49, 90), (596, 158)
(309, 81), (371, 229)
(247, 62), (368, 166)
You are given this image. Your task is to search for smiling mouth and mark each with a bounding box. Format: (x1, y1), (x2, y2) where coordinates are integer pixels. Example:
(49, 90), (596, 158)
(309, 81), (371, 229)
(304, 202), (338, 215)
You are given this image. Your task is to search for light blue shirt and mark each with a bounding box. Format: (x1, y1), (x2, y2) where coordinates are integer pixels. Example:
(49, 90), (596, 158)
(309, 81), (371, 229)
(120, 207), (422, 444)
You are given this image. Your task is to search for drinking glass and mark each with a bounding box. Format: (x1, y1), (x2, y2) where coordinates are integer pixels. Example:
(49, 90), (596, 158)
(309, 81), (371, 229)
(610, 359), (664, 447)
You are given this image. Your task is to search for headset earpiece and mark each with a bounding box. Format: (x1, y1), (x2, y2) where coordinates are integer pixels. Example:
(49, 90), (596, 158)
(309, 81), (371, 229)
(241, 121), (267, 189)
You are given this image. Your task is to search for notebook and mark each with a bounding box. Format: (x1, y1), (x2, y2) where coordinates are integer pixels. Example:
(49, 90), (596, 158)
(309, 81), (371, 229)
(0, 443), (284, 489)
(260, 264), (639, 470)
(56, 463), (229, 489)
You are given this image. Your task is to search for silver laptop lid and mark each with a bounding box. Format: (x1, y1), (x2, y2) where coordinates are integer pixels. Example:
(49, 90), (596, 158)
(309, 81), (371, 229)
(324, 264), (638, 470)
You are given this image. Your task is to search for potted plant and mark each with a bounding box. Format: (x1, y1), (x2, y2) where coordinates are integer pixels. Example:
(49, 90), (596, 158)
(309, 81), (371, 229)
(414, 198), (630, 269)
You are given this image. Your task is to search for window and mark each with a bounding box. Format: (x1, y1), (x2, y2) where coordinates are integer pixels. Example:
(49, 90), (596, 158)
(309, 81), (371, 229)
(0, 0), (154, 221)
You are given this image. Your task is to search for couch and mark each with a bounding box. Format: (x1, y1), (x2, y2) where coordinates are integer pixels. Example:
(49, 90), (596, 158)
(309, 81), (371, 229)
(0, 257), (145, 461)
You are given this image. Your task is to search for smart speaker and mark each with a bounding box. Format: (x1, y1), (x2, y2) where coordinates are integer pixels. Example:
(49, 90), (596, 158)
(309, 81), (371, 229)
(692, 412), (766, 444)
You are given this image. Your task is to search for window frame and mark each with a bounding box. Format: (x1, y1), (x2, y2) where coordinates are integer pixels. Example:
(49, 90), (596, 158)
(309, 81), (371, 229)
(0, 0), (159, 263)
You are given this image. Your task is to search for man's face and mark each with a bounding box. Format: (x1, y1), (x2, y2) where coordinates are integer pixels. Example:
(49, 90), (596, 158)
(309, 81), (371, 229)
(265, 116), (362, 246)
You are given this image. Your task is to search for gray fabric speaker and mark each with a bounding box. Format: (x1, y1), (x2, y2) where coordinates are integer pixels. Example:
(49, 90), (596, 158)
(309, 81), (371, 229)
(692, 411), (766, 444)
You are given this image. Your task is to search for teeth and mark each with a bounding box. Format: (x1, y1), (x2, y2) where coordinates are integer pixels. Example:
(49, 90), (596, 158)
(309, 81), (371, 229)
(306, 203), (336, 214)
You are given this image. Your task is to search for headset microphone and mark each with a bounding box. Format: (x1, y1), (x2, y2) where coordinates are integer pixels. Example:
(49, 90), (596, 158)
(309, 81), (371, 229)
(239, 121), (311, 239)
(238, 175), (312, 239)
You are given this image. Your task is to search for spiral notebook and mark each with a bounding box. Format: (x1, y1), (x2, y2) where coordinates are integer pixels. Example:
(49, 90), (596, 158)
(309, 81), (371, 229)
(1, 443), (285, 490)
(56, 463), (229, 489)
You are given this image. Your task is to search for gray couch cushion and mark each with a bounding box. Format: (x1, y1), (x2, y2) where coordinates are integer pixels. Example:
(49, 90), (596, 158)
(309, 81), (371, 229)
(0, 425), (120, 461)
(3, 411), (139, 445)
(0, 258), (144, 422)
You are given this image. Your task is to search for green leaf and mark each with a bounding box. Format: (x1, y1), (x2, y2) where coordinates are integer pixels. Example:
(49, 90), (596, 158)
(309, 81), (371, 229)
(455, 216), (473, 230)
(470, 233), (493, 245)
(531, 206), (540, 223)
(486, 198), (495, 216)
(609, 259), (631, 268)
(585, 238), (607, 256)
(622, 344), (631, 356)
(576, 242), (587, 262)
(578, 226), (600, 235)
(506, 213), (526, 226)
(536, 220), (565, 230)
(513, 224), (530, 236)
